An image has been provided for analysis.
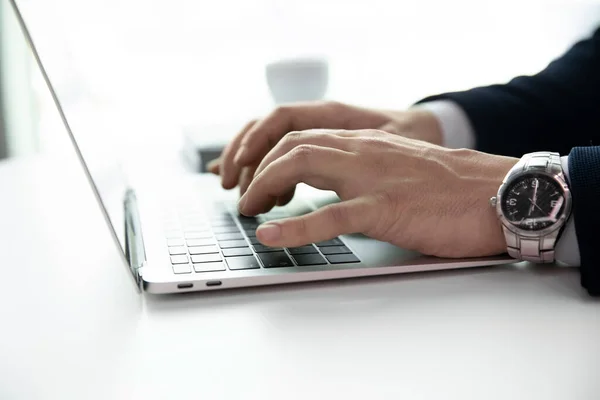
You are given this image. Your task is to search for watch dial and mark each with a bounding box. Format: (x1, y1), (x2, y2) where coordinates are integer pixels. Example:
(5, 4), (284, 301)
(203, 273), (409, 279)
(501, 174), (565, 231)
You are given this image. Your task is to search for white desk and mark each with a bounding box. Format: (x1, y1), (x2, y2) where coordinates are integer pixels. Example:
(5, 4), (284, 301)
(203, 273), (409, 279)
(1, 153), (599, 400)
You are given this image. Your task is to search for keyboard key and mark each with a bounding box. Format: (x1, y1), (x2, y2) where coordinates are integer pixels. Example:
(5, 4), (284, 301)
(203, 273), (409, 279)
(212, 225), (240, 234)
(248, 237), (261, 245)
(216, 232), (244, 241)
(240, 222), (259, 229)
(186, 238), (215, 247)
(287, 245), (318, 255)
(244, 229), (257, 237)
(257, 251), (294, 268)
(170, 254), (189, 264)
(320, 246), (352, 255)
(253, 244), (282, 253)
(326, 254), (360, 264)
(191, 253), (222, 263)
(316, 238), (344, 247)
(168, 246), (187, 255)
(188, 245), (219, 255)
(218, 239), (249, 249)
(223, 247), (253, 257)
(226, 255), (261, 270)
(292, 253), (327, 266)
(167, 238), (185, 247)
(185, 231), (213, 239)
(173, 263), (192, 274)
(194, 262), (226, 273)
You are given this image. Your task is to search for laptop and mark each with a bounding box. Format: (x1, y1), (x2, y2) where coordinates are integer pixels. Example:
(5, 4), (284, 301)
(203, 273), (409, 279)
(11, 0), (512, 294)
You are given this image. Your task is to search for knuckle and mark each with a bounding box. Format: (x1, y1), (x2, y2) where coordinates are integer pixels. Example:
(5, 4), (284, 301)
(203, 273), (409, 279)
(290, 144), (317, 164)
(282, 131), (304, 146)
(326, 205), (349, 228)
(357, 136), (387, 150)
(324, 100), (345, 111)
(273, 105), (292, 118)
(375, 191), (400, 208)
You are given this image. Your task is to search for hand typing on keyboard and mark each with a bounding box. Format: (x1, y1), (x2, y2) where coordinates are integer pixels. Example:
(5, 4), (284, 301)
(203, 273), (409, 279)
(208, 102), (519, 258)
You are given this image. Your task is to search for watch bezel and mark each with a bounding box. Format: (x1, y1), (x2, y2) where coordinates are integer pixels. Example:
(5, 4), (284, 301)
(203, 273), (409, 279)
(495, 169), (572, 238)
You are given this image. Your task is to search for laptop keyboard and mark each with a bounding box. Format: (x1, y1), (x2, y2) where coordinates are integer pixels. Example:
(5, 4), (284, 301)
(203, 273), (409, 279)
(163, 203), (359, 274)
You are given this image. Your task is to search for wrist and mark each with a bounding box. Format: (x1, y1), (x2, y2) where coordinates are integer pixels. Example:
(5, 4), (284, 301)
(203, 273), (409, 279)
(447, 149), (519, 256)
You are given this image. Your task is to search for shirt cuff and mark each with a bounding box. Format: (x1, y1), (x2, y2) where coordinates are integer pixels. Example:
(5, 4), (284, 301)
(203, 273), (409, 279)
(413, 100), (476, 149)
(554, 156), (581, 266)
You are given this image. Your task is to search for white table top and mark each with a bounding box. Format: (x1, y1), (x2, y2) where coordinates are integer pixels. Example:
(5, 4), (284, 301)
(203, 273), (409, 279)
(1, 153), (599, 400)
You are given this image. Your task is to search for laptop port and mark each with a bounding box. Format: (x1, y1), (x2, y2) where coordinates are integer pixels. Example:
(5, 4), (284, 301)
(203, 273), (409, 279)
(206, 280), (222, 287)
(177, 283), (193, 289)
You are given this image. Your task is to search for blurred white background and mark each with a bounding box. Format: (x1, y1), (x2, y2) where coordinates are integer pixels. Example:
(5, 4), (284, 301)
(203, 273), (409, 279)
(2, 0), (600, 158)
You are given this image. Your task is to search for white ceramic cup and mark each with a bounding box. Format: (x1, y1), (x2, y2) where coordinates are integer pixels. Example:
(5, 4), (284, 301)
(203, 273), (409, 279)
(265, 57), (329, 104)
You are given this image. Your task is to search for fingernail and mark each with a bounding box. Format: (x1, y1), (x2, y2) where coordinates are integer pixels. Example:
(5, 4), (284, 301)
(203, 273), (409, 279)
(257, 223), (281, 242)
(237, 194), (247, 213)
(206, 160), (218, 172)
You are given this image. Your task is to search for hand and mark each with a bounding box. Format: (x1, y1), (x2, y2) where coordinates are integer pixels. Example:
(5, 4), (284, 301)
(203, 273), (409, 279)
(207, 101), (444, 200)
(237, 129), (519, 258)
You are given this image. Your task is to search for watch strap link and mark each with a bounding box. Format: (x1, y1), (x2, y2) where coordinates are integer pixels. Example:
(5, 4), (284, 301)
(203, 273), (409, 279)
(503, 151), (563, 263)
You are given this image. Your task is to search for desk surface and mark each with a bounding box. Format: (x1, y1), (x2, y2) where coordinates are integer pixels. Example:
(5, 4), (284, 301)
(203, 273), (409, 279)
(0, 153), (599, 400)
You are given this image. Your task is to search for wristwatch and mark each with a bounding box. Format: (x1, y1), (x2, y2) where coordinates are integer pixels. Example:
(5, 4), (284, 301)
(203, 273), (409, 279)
(490, 151), (572, 263)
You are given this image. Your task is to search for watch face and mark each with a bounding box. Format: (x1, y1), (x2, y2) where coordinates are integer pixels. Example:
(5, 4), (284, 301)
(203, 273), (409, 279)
(501, 173), (566, 231)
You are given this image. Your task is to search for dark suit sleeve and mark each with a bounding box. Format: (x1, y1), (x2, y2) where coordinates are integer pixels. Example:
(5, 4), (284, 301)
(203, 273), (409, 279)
(418, 27), (600, 158)
(417, 28), (600, 295)
(569, 147), (600, 295)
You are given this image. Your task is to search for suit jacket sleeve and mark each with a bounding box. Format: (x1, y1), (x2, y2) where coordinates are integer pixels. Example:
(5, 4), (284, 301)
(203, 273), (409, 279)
(418, 27), (600, 158)
(569, 147), (600, 295)
(417, 27), (600, 295)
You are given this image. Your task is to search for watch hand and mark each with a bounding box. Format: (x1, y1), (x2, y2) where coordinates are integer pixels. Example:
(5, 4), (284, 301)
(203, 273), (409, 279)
(528, 198), (545, 214)
(529, 180), (538, 216)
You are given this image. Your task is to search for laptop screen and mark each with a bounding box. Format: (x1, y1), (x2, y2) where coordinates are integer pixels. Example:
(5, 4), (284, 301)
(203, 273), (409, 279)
(10, 0), (130, 259)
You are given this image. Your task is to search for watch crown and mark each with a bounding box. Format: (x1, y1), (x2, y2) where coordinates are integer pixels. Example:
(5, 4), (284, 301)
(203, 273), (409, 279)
(489, 197), (497, 207)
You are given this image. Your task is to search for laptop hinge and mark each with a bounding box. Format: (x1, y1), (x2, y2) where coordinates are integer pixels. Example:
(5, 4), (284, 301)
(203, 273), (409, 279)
(124, 188), (146, 290)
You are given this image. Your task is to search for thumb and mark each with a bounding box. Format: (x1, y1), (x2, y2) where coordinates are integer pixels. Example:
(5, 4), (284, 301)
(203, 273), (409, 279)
(255, 198), (373, 247)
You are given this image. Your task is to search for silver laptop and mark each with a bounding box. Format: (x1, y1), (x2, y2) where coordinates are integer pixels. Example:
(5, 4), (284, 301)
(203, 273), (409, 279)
(12, 0), (511, 294)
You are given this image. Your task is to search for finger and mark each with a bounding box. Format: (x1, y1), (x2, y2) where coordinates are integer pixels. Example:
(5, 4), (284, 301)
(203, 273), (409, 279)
(206, 158), (220, 175)
(255, 198), (372, 248)
(254, 129), (353, 178)
(238, 165), (257, 197)
(239, 145), (351, 216)
(241, 166), (294, 208)
(220, 120), (257, 189)
(234, 102), (349, 167)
